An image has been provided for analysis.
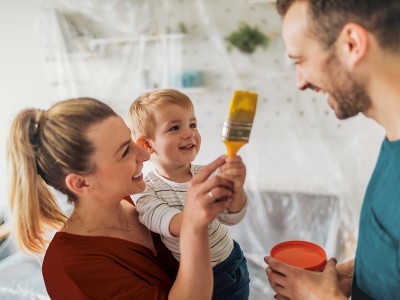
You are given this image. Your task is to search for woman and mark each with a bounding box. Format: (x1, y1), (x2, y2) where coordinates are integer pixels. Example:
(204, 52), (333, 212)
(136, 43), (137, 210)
(8, 97), (234, 299)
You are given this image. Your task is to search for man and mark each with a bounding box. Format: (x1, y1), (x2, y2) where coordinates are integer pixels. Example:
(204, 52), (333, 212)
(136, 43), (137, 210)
(265, 1), (400, 299)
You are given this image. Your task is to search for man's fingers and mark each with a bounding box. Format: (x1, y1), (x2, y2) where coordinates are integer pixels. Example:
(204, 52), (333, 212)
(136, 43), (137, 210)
(275, 294), (290, 300)
(266, 266), (287, 288)
(323, 257), (338, 275)
(265, 256), (292, 276)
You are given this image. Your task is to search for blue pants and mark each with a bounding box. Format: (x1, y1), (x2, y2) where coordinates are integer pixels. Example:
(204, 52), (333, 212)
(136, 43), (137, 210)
(212, 240), (250, 300)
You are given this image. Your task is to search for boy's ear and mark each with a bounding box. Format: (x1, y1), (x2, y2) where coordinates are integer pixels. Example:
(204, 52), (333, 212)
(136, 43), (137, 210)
(135, 136), (154, 154)
(65, 173), (90, 197)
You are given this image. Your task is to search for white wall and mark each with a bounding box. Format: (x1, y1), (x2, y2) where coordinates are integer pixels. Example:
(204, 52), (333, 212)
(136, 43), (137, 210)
(0, 0), (57, 212)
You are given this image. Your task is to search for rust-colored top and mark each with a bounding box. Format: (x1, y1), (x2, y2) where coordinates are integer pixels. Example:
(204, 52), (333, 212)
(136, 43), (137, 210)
(43, 231), (178, 300)
(270, 240), (327, 271)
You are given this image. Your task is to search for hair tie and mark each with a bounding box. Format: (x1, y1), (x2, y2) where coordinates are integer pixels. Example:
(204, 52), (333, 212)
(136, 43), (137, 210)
(32, 109), (46, 146)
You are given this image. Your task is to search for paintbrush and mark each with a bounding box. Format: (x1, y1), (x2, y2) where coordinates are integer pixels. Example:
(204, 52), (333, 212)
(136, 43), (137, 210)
(221, 90), (258, 157)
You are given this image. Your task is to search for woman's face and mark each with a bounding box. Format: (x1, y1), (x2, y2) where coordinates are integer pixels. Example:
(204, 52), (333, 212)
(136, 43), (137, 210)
(85, 116), (150, 201)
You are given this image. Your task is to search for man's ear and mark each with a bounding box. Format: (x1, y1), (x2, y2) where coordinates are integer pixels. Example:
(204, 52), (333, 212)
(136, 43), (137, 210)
(135, 136), (154, 154)
(65, 173), (90, 197)
(339, 23), (368, 67)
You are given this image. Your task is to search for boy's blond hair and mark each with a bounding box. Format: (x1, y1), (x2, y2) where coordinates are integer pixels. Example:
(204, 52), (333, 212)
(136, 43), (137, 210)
(129, 89), (194, 139)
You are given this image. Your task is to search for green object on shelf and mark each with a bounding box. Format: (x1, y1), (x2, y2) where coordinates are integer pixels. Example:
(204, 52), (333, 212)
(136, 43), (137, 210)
(178, 22), (187, 34)
(225, 22), (269, 54)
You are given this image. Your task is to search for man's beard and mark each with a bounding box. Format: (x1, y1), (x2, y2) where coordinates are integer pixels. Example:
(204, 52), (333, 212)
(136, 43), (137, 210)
(324, 52), (372, 120)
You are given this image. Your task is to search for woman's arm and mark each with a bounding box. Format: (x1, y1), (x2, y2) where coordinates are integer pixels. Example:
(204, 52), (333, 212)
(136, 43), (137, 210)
(168, 156), (234, 300)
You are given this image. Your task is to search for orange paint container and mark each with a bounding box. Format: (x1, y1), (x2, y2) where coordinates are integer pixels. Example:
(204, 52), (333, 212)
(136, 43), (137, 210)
(270, 240), (327, 271)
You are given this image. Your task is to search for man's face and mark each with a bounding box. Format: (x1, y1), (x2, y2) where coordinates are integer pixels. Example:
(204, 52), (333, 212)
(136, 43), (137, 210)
(282, 1), (371, 120)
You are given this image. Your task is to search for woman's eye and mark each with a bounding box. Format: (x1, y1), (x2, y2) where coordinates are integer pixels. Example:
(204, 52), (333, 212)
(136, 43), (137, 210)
(122, 145), (130, 158)
(190, 123), (197, 129)
(169, 125), (179, 131)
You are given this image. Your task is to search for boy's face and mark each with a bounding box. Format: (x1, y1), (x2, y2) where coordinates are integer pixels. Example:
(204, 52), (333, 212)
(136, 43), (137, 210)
(149, 103), (201, 169)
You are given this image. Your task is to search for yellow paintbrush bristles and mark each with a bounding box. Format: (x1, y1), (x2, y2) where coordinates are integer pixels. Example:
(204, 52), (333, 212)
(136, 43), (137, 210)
(221, 90), (258, 157)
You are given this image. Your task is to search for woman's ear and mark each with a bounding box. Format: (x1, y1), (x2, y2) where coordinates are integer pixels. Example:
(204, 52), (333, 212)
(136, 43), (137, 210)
(135, 136), (154, 154)
(65, 173), (90, 197)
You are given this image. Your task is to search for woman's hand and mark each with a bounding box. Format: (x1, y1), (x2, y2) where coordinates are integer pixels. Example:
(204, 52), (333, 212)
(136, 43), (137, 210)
(185, 155), (234, 228)
(171, 156), (235, 300)
(265, 256), (347, 300)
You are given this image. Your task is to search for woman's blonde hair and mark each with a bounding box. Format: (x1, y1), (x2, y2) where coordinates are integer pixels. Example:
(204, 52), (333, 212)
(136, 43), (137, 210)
(8, 98), (116, 253)
(128, 89), (193, 139)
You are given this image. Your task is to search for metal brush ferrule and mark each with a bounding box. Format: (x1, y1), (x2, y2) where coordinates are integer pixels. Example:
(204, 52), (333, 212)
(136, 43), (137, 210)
(221, 121), (253, 141)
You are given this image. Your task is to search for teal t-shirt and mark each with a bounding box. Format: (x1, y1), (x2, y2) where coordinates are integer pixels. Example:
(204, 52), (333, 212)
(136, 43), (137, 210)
(352, 138), (400, 299)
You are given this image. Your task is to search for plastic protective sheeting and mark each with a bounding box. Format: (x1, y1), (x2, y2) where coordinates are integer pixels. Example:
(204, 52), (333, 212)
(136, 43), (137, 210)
(1, 0), (385, 299)
(0, 239), (48, 299)
(36, 0), (185, 103)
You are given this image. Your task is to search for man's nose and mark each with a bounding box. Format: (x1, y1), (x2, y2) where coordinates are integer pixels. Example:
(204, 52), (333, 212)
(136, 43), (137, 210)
(296, 70), (308, 91)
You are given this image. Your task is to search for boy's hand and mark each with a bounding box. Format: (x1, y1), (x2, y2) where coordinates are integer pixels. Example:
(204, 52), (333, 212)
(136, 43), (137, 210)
(219, 156), (246, 189)
(219, 156), (246, 213)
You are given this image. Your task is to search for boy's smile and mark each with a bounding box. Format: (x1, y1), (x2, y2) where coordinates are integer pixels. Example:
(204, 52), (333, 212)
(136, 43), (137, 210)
(179, 143), (197, 151)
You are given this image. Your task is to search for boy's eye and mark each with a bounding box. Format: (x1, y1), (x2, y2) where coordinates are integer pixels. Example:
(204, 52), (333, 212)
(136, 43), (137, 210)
(189, 123), (197, 129)
(169, 125), (179, 131)
(122, 145), (130, 158)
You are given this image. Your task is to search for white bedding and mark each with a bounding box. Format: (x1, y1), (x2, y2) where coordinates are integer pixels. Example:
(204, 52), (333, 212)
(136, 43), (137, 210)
(0, 240), (48, 300)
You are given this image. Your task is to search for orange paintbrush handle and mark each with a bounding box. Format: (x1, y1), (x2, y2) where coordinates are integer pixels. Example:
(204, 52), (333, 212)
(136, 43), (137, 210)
(223, 140), (247, 157)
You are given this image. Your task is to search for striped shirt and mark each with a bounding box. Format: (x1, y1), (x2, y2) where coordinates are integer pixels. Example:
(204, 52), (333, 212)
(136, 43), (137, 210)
(132, 164), (248, 266)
